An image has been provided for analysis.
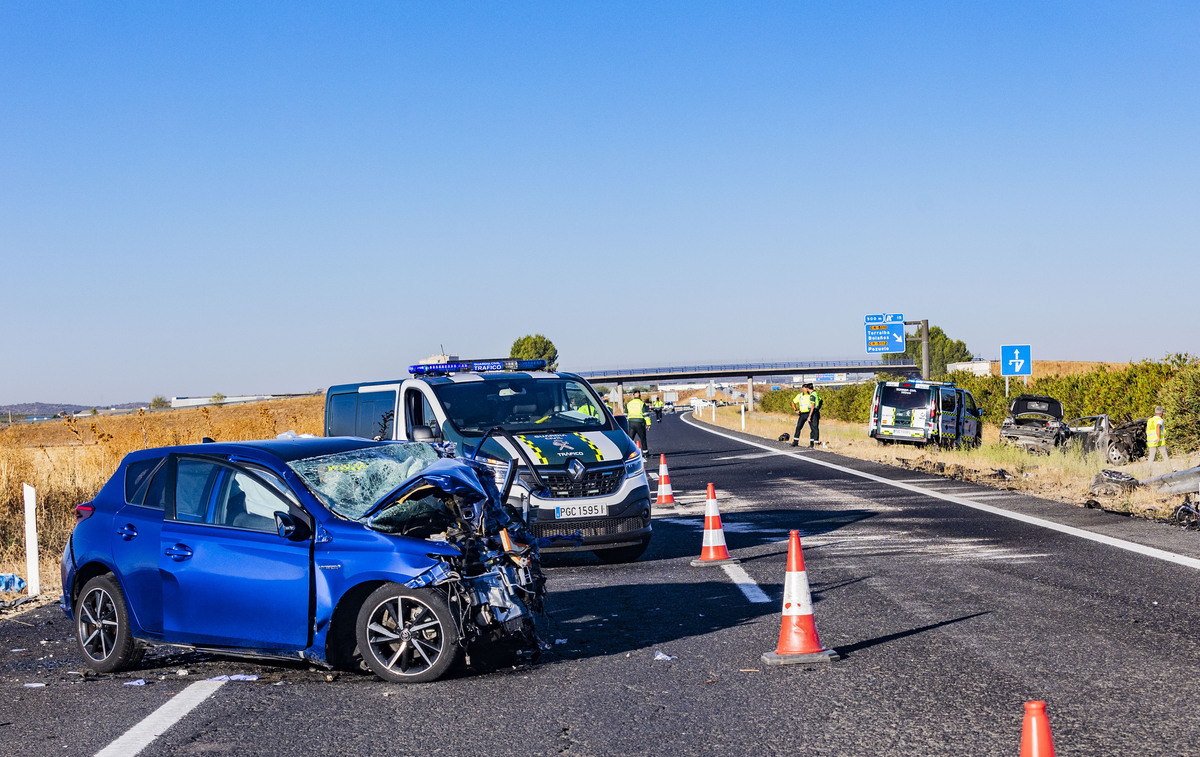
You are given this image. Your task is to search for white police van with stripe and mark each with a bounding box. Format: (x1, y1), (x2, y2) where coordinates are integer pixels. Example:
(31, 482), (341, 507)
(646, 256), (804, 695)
(325, 360), (652, 563)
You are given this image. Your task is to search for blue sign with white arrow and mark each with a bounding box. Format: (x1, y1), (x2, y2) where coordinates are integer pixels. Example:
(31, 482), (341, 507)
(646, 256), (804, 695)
(865, 313), (906, 354)
(1001, 344), (1032, 376)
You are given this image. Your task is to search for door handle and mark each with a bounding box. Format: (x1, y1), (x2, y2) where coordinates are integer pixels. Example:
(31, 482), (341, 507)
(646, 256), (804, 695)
(164, 544), (193, 561)
(117, 524), (138, 540)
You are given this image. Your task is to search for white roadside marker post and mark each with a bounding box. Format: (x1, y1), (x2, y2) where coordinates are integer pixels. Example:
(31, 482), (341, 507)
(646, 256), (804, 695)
(23, 484), (40, 596)
(741, 403), (746, 431)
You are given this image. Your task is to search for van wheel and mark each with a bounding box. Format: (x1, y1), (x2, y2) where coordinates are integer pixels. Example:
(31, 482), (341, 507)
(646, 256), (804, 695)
(594, 539), (650, 564)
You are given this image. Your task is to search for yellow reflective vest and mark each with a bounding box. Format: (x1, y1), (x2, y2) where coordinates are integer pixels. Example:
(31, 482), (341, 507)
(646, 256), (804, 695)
(627, 398), (651, 425)
(792, 392), (813, 412)
(1147, 416), (1165, 447)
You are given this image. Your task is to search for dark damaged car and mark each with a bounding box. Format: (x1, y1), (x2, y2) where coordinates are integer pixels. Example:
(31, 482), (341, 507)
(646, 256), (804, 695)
(1066, 414), (1148, 465)
(61, 437), (546, 683)
(999, 395), (1070, 454)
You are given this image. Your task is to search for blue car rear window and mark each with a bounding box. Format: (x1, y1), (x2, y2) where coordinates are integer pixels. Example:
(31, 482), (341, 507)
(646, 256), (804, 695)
(124, 458), (164, 504)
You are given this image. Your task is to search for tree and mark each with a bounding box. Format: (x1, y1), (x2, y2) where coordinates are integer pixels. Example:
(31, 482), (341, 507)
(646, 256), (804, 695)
(150, 395), (170, 410)
(210, 393), (226, 407)
(510, 334), (558, 370)
(884, 325), (972, 379)
(90, 407), (98, 416)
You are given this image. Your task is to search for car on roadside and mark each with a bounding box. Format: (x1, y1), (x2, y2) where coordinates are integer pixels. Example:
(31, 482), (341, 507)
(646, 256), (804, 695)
(999, 395), (1070, 454)
(1066, 414), (1148, 465)
(61, 436), (546, 683)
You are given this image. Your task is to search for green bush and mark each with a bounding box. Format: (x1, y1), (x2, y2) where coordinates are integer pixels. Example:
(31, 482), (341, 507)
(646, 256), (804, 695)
(1158, 365), (1200, 453)
(757, 358), (1195, 431)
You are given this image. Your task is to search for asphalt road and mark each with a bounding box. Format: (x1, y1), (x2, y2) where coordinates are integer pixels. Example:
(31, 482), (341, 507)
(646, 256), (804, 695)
(5, 412), (1200, 756)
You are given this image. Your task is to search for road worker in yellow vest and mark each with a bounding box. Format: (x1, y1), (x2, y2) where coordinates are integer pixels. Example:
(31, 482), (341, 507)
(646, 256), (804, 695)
(1147, 406), (1169, 464)
(626, 390), (652, 456)
(790, 383), (821, 448)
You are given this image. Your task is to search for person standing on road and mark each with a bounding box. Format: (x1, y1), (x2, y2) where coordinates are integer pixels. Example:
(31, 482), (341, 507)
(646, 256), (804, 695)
(626, 390), (652, 455)
(790, 384), (815, 448)
(807, 383), (823, 448)
(1147, 406), (1169, 463)
(653, 398), (664, 422)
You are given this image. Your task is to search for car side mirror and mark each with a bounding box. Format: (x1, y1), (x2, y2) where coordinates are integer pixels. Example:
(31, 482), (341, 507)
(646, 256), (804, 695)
(275, 511), (297, 539)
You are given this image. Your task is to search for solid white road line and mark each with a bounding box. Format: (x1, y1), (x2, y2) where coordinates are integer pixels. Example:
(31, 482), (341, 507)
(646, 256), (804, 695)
(95, 680), (226, 757)
(684, 414), (1200, 572)
(721, 563), (773, 603)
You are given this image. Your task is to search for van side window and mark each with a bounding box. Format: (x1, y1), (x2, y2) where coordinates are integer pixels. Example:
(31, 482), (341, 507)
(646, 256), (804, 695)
(356, 391), (396, 440)
(940, 390), (957, 412)
(965, 393), (978, 414)
(327, 393), (358, 436)
(405, 390), (439, 437)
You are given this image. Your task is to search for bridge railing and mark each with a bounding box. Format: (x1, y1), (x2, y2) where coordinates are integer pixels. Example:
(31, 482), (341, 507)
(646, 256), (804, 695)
(575, 359), (908, 379)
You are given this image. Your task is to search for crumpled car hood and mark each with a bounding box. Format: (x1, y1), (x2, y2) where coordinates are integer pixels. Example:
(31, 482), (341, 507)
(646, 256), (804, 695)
(1008, 395), (1064, 421)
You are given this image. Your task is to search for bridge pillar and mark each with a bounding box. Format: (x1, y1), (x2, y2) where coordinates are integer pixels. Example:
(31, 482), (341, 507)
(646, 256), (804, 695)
(747, 376), (754, 412)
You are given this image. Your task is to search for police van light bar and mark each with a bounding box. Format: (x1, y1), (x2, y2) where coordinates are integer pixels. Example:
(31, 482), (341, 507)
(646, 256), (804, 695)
(408, 359), (548, 376)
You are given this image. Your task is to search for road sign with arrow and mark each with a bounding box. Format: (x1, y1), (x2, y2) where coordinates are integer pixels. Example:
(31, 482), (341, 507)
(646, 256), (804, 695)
(865, 314), (906, 354)
(1001, 345), (1032, 377)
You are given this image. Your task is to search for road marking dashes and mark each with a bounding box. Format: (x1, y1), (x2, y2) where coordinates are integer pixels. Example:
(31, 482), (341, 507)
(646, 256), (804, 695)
(687, 416), (1200, 572)
(95, 680), (225, 757)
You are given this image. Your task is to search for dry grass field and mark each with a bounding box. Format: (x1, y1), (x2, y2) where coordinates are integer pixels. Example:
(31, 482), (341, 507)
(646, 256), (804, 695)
(701, 407), (1196, 521)
(0, 396), (324, 599)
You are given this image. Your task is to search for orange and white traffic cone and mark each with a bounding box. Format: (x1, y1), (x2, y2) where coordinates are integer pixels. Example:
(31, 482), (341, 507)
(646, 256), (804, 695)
(761, 530), (836, 664)
(690, 484), (739, 566)
(1020, 701), (1056, 757)
(655, 454), (676, 506)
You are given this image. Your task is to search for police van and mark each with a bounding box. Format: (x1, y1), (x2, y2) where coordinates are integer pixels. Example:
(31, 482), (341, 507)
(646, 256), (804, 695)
(324, 359), (652, 562)
(867, 380), (982, 448)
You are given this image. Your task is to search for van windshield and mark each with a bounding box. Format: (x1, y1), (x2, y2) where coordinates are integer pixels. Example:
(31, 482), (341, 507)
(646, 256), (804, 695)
(880, 386), (934, 411)
(430, 377), (609, 436)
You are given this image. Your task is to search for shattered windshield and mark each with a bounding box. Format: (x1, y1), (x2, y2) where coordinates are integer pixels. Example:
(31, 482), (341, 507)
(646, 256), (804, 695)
(430, 377), (609, 435)
(287, 443), (440, 519)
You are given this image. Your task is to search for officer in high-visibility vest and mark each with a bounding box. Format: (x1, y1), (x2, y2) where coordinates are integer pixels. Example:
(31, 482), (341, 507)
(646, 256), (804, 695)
(652, 398), (665, 422)
(626, 390), (652, 455)
(790, 383), (818, 448)
(1147, 406), (1169, 463)
(807, 383), (823, 447)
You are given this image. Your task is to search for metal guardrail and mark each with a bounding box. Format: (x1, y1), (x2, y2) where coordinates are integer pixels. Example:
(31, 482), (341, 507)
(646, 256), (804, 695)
(574, 360), (919, 381)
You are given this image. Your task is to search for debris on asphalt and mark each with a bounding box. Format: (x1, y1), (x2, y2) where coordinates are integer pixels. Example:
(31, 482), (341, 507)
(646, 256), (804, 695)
(175, 669), (189, 676)
(555, 639), (568, 645)
(1089, 469), (1140, 497)
(0, 596), (33, 612)
(206, 674), (258, 681)
(653, 651), (676, 661)
(22, 683), (45, 688)
(123, 679), (147, 686)
(739, 669), (760, 673)
(697, 677), (719, 685)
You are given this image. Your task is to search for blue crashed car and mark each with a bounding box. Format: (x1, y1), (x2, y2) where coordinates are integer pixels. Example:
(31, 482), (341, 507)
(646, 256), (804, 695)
(61, 437), (546, 683)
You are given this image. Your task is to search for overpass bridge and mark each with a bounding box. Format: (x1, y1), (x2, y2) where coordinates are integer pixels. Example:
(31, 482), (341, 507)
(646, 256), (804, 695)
(572, 359), (921, 411)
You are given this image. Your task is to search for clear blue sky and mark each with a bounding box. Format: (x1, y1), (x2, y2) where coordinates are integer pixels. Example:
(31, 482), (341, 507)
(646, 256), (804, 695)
(2, 2), (1197, 405)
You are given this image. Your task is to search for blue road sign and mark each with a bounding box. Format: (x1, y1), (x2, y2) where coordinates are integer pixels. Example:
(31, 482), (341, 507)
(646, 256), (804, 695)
(885, 313), (905, 323)
(865, 322), (906, 354)
(1001, 345), (1032, 376)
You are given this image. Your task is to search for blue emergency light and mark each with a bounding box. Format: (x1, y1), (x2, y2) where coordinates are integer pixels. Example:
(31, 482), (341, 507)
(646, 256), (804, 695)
(408, 359), (548, 376)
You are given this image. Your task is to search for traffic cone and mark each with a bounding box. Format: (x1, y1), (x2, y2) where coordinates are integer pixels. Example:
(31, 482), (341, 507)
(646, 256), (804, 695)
(1020, 701), (1056, 757)
(690, 484), (740, 566)
(761, 530), (836, 664)
(655, 454), (676, 506)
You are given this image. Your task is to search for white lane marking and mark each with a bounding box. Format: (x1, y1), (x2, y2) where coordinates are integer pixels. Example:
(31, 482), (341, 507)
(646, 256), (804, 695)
(685, 415), (1200, 572)
(721, 563), (772, 603)
(95, 680), (226, 757)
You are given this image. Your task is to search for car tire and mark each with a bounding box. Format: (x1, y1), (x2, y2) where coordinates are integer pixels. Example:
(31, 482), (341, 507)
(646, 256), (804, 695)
(75, 574), (144, 673)
(594, 538), (650, 564)
(1171, 504), (1198, 529)
(1107, 442), (1130, 466)
(356, 584), (458, 684)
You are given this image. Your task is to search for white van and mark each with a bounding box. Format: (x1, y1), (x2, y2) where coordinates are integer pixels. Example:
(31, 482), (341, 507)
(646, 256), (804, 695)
(868, 380), (982, 448)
